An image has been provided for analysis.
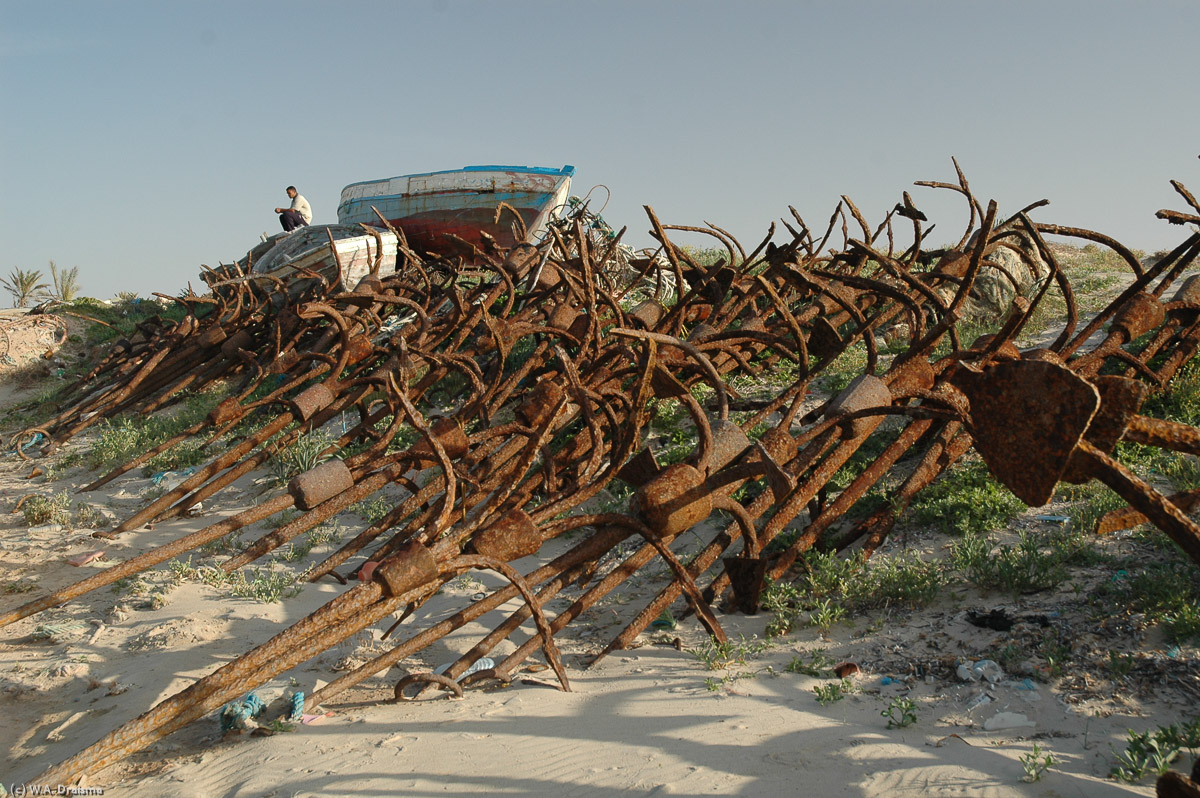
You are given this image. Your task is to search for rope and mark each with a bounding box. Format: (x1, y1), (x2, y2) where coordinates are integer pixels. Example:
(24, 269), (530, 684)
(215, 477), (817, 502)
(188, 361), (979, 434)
(7, 431), (43, 456)
(288, 691), (304, 721)
(219, 692), (266, 732)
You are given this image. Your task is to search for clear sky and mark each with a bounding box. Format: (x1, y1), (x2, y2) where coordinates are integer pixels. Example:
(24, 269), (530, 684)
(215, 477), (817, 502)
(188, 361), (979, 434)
(3, 1), (1199, 299)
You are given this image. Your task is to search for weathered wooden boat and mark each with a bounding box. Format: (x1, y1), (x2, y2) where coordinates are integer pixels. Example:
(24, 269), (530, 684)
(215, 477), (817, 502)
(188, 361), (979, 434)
(223, 225), (400, 293)
(215, 165), (574, 295)
(336, 164), (576, 254)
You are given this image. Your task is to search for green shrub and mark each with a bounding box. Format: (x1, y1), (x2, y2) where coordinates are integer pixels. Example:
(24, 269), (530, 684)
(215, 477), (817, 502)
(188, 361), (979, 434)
(22, 492), (72, 526)
(908, 460), (1025, 536)
(950, 531), (1067, 596)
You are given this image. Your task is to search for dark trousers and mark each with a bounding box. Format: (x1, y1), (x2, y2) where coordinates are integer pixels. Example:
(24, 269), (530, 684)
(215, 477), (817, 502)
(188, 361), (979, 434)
(280, 210), (308, 231)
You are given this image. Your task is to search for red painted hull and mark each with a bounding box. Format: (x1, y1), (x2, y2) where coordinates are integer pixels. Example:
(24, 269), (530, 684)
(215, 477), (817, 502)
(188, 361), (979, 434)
(388, 206), (543, 255)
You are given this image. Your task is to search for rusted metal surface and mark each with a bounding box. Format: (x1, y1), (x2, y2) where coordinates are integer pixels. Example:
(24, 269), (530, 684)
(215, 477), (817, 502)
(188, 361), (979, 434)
(10, 166), (1200, 787)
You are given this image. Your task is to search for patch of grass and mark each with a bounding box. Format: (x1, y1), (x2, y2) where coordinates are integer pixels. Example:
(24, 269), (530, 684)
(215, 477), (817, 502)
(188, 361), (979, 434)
(817, 342), (869, 396)
(761, 578), (802, 637)
(949, 531), (1068, 597)
(87, 390), (224, 473)
(168, 557), (307, 603)
(275, 522), (344, 564)
(688, 635), (768, 670)
(828, 427), (897, 491)
(262, 508), (302, 530)
(21, 492), (72, 526)
(809, 598), (846, 636)
(813, 677), (855, 705)
(1098, 557), (1200, 644)
(52, 296), (195, 346)
(268, 429), (336, 482)
(349, 496), (392, 524)
(791, 549), (947, 614)
(1056, 481), (1128, 536)
(1144, 357), (1200, 427)
(227, 567), (307, 603)
(798, 549), (867, 600)
(908, 460), (1025, 536)
(704, 672), (756, 692)
(144, 439), (209, 475)
(72, 501), (104, 529)
(882, 696), (918, 729)
(1109, 726), (1187, 783)
(1020, 742), (1057, 782)
(785, 649), (832, 677)
(856, 552), (948, 609)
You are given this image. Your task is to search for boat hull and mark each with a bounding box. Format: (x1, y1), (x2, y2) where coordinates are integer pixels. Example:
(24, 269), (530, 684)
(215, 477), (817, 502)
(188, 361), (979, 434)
(245, 225), (400, 290)
(337, 165), (575, 255)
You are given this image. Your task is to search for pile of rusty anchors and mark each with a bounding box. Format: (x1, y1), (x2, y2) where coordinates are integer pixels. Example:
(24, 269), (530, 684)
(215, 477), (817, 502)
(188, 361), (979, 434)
(14, 166), (1200, 788)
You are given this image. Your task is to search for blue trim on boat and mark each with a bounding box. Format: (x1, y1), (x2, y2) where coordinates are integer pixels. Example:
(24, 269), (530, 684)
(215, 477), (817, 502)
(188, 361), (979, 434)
(340, 165), (575, 191)
(337, 189), (555, 220)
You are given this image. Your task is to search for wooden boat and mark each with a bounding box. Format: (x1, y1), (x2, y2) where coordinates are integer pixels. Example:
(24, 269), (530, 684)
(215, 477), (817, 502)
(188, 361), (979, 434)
(336, 164), (575, 254)
(218, 164), (573, 295)
(236, 225), (400, 292)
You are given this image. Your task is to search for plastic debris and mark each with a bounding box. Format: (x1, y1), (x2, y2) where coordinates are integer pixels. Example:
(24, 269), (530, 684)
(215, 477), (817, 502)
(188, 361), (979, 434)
(834, 661), (860, 679)
(67, 551), (106, 567)
(966, 693), (995, 711)
(957, 659), (1004, 683)
(434, 657), (496, 680)
(983, 711), (1035, 731)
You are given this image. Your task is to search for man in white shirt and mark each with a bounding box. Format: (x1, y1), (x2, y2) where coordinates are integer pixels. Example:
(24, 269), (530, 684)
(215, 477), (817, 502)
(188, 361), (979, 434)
(275, 186), (312, 231)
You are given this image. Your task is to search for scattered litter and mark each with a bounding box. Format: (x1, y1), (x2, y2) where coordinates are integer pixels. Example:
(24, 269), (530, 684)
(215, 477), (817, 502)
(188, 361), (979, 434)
(932, 733), (972, 748)
(834, 661), (860, 679)
(983, 711), (1035, 731)
(434, 657), (496, 680)
(957, 659), (1003, 683)
(301, 712), (334, 725)
(87, 678), (129, 696)
(67, 550), (106, 567)
(966, 608), (1014, 631)
(966, 693), (995, 712)
(1033, 514), (1071, 524)
(32, 621), (90, 642)
(650, 610), (677, 630)
(149, 467), (198, 491)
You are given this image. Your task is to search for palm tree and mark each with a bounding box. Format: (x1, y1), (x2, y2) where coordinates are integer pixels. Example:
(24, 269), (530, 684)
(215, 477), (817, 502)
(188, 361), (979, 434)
(0, 268), (50, 307)
(49, 261), (81, 302)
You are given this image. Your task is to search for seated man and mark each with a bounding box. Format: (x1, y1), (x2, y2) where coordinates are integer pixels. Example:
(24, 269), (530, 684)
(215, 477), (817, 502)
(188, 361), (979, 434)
(275, 186), (312, 231)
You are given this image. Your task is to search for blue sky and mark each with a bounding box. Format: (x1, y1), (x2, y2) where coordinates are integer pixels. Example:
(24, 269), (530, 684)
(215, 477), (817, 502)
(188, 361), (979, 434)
(3, 1), (1198, 298)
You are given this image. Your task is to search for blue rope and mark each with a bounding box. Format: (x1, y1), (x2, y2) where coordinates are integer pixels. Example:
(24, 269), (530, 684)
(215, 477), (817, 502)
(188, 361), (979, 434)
(151, 465), (198, 486)
(219, 691), (266, 731)
(7, 431), (43, 456)
(288, 691), (305, 721)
